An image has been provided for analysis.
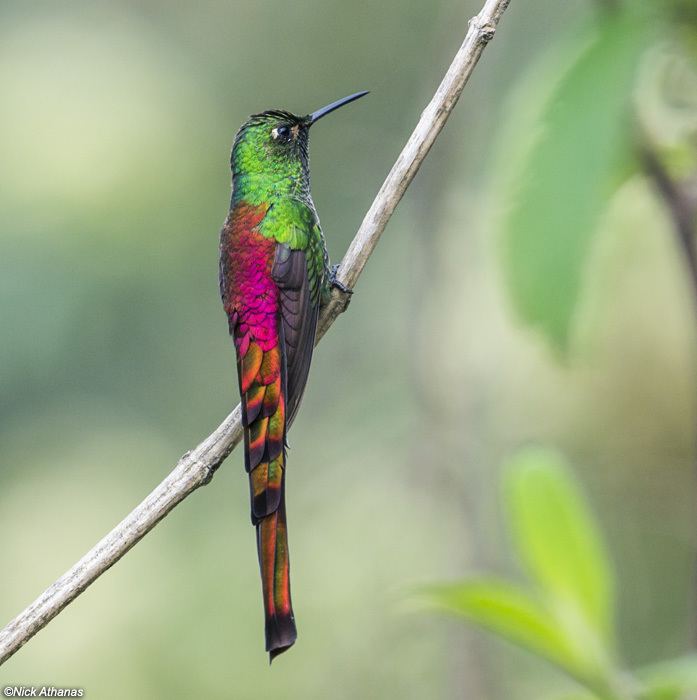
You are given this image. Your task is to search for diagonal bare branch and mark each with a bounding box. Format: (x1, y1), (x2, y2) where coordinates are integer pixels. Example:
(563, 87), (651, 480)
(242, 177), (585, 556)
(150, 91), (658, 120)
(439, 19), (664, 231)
(0, 0), (511, 666)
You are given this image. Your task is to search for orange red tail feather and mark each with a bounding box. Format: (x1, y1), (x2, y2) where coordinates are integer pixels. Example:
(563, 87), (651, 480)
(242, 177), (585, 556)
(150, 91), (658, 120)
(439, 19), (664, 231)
(238, 339), (297, 659)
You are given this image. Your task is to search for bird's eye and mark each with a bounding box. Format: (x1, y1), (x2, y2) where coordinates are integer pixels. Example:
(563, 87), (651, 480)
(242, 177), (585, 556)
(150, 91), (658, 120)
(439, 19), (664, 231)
(272, 125), (291, 141)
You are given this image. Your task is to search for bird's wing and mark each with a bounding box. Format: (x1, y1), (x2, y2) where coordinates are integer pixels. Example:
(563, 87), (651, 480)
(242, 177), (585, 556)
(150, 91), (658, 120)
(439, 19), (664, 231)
(272, 236), (322, 427)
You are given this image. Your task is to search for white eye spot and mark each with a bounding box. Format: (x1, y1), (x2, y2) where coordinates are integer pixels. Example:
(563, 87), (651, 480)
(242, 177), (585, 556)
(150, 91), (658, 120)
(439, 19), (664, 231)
(271, 125), (290, 141)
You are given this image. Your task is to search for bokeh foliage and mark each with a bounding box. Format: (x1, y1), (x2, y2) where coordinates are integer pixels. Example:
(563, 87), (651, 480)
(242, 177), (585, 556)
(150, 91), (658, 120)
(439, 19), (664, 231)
(497, 10), (649, 351)
(419, 450), (697, 700)
(0, 0), (695, 699)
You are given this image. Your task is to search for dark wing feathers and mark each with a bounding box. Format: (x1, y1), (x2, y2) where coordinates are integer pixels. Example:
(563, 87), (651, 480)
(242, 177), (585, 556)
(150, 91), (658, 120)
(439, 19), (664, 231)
(272, 243), (320, 427)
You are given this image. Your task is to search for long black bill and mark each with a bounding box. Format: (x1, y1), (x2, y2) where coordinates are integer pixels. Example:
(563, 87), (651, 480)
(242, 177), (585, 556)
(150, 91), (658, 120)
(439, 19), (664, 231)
(308, 90), (369, 125)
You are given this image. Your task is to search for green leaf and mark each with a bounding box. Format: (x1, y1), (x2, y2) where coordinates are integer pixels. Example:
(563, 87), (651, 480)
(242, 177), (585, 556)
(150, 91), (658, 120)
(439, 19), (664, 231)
(505, 449), (615, 662)
(497, 13), (650, 351)
(416, 578), (582, 677)
(636, 654), (697, 700)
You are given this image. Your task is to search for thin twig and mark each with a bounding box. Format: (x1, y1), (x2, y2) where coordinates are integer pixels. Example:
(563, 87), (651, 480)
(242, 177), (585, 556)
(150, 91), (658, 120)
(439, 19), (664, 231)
(0, 0), (511, 666)
(640, 141), (697, 649)
(640, 142), (697, 307)
(640, 136), (697, 656)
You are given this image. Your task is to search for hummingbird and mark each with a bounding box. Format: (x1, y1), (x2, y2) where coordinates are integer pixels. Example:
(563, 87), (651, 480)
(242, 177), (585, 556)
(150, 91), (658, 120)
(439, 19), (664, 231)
(219, 91), (368, 661)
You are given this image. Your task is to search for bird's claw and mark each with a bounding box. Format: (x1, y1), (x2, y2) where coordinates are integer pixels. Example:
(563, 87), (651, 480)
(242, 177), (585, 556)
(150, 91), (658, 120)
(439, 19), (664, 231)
(329, 264), (353, 296)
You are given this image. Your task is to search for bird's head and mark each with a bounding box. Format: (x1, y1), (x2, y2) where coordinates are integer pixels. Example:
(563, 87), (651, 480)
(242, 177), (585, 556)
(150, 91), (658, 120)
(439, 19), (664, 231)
(230, 91), (368, 199)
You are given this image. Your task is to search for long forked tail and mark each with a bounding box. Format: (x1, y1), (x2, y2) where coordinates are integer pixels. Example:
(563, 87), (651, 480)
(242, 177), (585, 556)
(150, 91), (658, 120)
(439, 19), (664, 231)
(238, 338), (297, 661)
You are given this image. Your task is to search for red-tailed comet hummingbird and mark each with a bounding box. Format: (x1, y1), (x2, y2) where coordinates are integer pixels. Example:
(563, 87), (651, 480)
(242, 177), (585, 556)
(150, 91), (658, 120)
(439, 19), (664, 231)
(219, 91), (368, 661)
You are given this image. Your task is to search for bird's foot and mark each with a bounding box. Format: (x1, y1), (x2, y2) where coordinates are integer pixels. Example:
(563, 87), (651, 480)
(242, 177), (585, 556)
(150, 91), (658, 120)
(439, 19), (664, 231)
(329, 264), (353, 296)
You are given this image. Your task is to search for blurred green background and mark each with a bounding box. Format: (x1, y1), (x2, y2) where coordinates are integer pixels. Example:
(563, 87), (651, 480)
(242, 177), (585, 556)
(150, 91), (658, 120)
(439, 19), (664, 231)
(1, 0), (696, 698)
